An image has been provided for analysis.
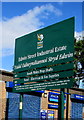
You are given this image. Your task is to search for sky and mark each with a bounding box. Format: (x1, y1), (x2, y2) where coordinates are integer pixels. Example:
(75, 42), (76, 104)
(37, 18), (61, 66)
(1, 2), (84, 71)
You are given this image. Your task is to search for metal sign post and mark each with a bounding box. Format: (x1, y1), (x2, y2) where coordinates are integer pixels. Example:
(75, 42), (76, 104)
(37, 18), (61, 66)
(58, 88), (65, 120)
(19, 93), (23, 120)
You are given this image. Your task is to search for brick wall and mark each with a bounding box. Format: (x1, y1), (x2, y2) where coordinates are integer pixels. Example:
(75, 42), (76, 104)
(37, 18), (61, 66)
(41, 89), (84, 119)
(0, 81), (6, 120)
(1, 74), (13, 82)
(0, 70), (13, 120)
(83, 107), (84, 119)
(41, 90), (66, 119)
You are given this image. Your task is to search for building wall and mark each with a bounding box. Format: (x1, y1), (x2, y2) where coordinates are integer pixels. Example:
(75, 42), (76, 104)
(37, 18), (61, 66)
(69, 88), (84, 96)
(0, 70), (84, 119)
(2, 74), (13, 82)
(0, 81), (6, 120)
(83, 107), (84, 119)
(5, 87), (84, 119)
(0, 70), (13, 120)
(69, 88), (84, 119)
(41, 89), (84, 119)
(41, 90), (67, 119)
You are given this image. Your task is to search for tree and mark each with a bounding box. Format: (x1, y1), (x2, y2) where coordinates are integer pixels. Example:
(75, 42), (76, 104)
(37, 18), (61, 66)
(74, 37), (84, 83)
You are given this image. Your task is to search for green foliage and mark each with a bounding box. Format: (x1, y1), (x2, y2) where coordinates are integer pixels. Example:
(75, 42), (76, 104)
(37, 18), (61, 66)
(74, 38), (84, 82)
(74, 39), (84, 66)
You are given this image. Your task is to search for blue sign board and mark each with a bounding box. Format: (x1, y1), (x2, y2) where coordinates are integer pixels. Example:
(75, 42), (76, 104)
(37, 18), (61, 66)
(48, 92), (66, 103)
(6, 81), (14, 88)
(47, 110), (54, 119)
(40, 110), (47, 120)
(74, 94), (84, 101)
(48, 104), (66, 109)
(48, 104), (58, 109)
(6, 81), (20, 88)
(35, 90), (44, 93)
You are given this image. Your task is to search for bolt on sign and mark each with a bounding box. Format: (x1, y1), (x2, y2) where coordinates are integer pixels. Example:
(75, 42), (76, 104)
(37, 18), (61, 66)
(13, 17), (74, 92)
